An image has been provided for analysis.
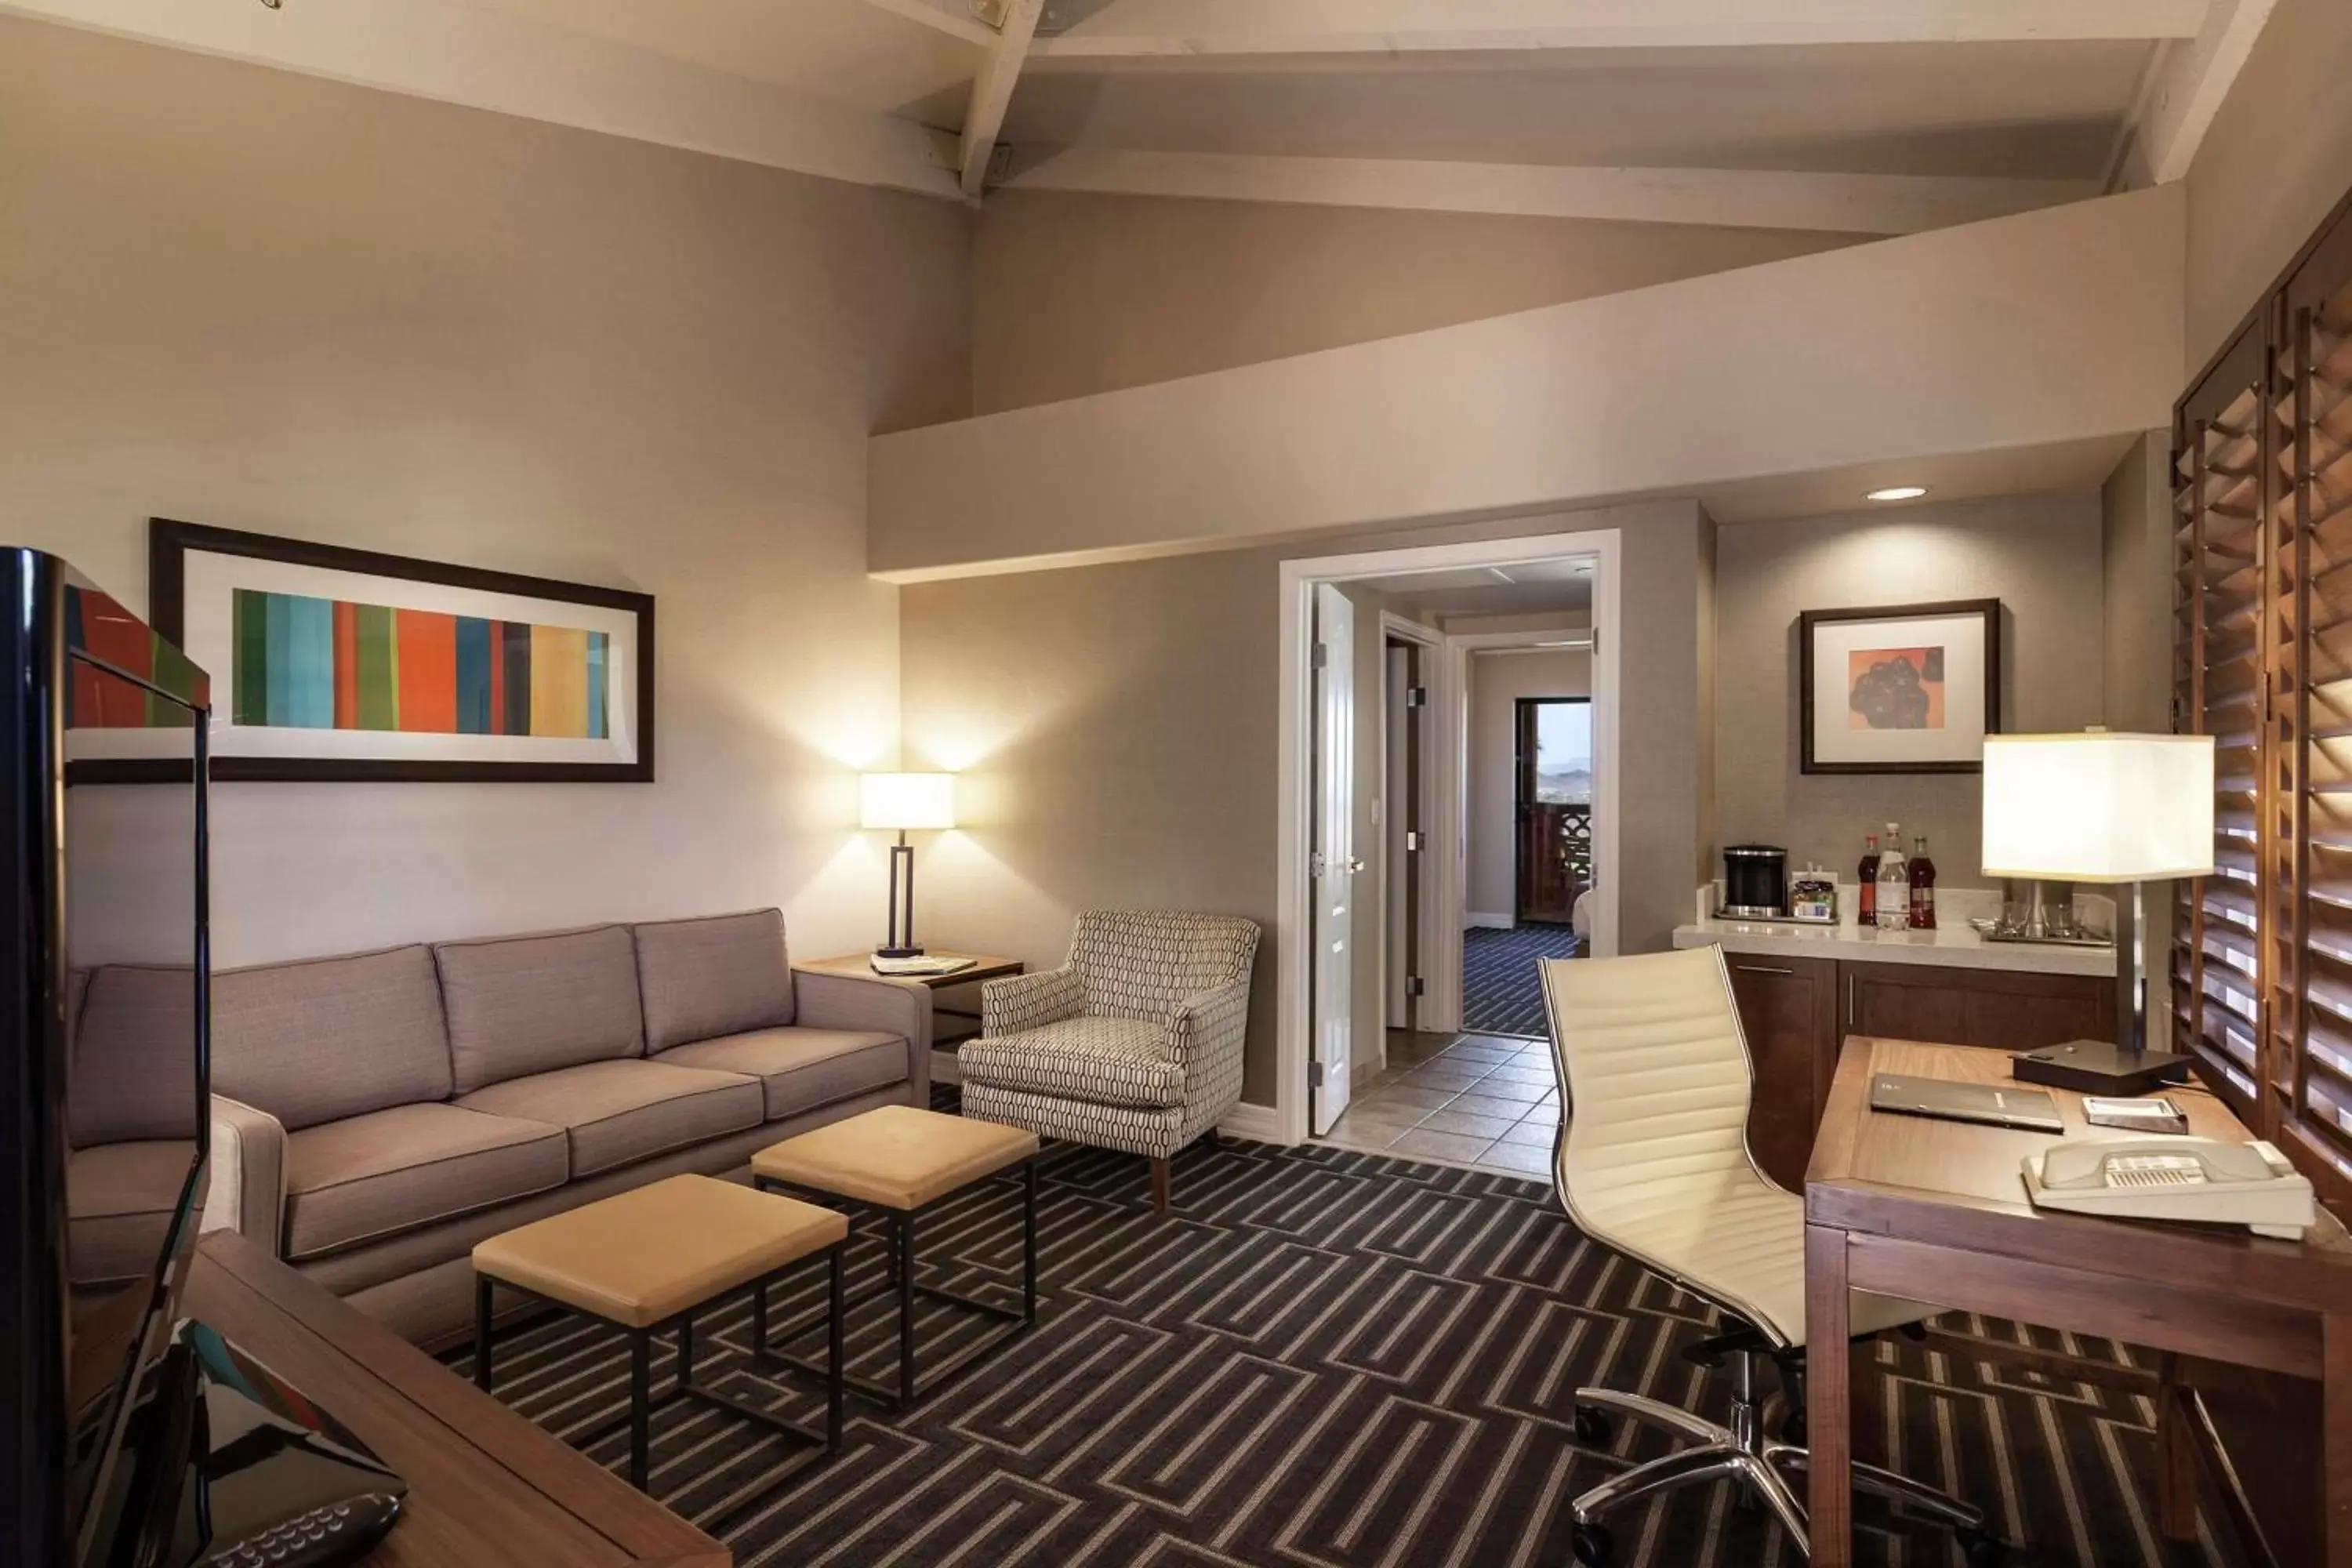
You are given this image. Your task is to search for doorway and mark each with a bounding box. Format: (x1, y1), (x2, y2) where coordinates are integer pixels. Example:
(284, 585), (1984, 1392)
(1276, 525), (1622, 1155)
(1516, 698), (1592, 925)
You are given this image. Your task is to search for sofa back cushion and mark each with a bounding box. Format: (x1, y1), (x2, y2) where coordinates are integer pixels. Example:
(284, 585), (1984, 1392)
(71, 965), (200, 1145)
(436, 924), (644, 1093)
(633, 909), (795, 1050)
(212, 945), (452, 1131)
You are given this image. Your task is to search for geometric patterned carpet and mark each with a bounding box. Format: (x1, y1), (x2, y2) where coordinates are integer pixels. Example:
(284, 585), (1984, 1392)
(446, 1130), (2239, 1568)
(1463, 923), (1581, 1037)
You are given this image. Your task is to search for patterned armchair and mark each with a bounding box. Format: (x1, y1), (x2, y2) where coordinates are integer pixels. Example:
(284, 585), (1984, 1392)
(960, 910), (1261, 1212)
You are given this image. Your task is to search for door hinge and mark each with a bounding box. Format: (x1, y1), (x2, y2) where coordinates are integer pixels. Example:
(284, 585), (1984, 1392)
(1312, 643), (1330, 670)
(1309, 851), (1327, 877)
(1408, 976), (1425, 997)
(1310, 1061), (1326, 1087)
(1406, 686), (1428, 708)
(1405, 829), (1422, 851)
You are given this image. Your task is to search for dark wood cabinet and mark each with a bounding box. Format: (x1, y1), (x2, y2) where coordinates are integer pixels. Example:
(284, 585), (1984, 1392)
(1844, 961), (2112, 1052)
(1723, 953), (1839, 1190)
(1719, 954), (2114, 1190)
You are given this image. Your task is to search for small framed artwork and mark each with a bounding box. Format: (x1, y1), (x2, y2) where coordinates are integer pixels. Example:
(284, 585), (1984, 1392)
(131, 520), (655, 782)
(1798, 599), (2000, 775)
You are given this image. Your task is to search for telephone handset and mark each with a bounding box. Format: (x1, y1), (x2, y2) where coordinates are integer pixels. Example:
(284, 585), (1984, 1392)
(2021, 1136), (2317, 1239)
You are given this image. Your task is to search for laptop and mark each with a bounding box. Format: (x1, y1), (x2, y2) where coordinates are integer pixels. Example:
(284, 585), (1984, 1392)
(1868, 1073), (2065, 1134)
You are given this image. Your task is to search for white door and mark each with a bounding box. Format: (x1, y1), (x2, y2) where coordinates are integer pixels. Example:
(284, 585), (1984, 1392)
(1312, 585), (1357, 1133)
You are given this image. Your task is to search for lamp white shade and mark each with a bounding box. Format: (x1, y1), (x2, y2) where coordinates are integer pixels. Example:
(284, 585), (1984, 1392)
(860, 772), (955, 832)
(1980, 732), (2215, 883)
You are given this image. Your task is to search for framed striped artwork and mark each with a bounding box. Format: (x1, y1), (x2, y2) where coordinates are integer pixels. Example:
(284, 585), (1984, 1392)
(139, 520), (655, 782)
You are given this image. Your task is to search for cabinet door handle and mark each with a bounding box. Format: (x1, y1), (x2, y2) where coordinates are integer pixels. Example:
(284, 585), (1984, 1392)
(1733, 964), (1795, 976)
(1847, 972), (1857, 1028)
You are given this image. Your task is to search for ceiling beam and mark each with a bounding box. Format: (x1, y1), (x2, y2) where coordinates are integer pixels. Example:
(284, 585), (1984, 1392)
(2113, 0), (2277, 187)
(962, 0), (1047, 196)
(848, 0), (999, 49)
(0, 0), (964, 198)
(1003, 148), (2100, 235)
(1028, 0), (2213, 65)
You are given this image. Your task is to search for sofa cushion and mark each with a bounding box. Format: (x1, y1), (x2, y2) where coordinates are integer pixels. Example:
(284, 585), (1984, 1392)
(282, 1103), (568, 1263)
(212, 946), (452, 1131)
(71, 965), (200, 1145)
(435, 925), (645, 1094)
(634, 909), (795, 1050)
(454, 1059), (763, 1178)
(68, 1141), (194, 1288)
(653, 1026), (906, 1121)
(959, 1017), (1184, 1109)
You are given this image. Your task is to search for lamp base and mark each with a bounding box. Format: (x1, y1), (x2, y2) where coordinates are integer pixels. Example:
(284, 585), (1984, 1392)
(873, 943), (925, 960)
(2011, 1040), (2191, 1097)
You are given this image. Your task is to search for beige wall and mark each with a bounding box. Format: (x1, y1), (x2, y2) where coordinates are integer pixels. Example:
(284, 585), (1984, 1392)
(2184, 0), (2352, 374)
(2102, 434), (2175, 733)
(1712, 494), (2107, 895)
(1466, 648), (1592, 920)
(971, 190), (1853, 414)
(899, 499), (1708, 1108)
(0, 18), (971, 965)
(876, 187), (2184, 578)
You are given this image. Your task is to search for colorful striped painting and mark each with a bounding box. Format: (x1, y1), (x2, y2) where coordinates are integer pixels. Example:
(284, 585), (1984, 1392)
(230, 589), (609, 738)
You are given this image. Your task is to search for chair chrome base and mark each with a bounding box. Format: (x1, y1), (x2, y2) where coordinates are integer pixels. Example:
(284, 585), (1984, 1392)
(1569, 1348), (1991, 1565)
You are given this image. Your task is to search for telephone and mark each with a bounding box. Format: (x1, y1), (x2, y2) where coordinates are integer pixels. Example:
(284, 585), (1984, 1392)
(2020, 1136), (2317, 1240)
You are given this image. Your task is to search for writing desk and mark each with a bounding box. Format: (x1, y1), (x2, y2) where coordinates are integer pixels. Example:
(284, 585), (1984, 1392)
(1804, 1036), (2352, 1567)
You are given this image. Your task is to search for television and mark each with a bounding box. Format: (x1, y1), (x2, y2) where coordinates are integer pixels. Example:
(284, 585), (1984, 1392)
(0, 551), (210, 1566)
(1, 551), (401, 1568)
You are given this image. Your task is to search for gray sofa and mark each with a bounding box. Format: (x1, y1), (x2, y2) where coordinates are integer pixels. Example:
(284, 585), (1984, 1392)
(78, 909), (930, 1345)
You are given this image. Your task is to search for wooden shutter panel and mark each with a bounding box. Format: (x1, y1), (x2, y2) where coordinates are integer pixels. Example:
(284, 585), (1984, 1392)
(2278, 239), (2352, 1194)
(2174, 328), (2270, 1120)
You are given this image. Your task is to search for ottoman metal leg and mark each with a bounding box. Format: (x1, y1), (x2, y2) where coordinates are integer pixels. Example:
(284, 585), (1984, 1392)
(1023, 1160), (1039, 1324)
(629, 1330), (652, 1490)
(676, 1312), (693, 1385)
(897, 1212), (917, 1406)
(474, 1274), (495, 1392)
(827, 1245), (845, 1454)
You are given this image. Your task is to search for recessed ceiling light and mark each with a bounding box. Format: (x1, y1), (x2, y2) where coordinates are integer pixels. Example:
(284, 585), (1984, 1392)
(1866, 485), (1929, 503)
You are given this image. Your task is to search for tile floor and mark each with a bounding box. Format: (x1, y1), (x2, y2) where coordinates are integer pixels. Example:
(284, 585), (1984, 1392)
(1319, 1029), (1562, 1178)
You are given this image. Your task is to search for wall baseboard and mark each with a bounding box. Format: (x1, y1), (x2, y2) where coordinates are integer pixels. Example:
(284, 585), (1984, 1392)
(1466, 911), (1515, 930)
(1218, 1102), (1284, 1145)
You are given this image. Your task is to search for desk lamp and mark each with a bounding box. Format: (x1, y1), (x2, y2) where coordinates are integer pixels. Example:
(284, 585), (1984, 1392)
(1980, 731), (2214, 1094)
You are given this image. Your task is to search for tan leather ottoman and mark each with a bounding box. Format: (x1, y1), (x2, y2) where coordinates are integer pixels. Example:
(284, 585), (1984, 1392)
(750, 1104), (1040, 1407)
(470, 1173), (848, 1497)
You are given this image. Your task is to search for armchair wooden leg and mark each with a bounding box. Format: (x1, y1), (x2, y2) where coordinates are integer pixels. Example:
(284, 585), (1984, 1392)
(1150, 1156), (1170, 1214)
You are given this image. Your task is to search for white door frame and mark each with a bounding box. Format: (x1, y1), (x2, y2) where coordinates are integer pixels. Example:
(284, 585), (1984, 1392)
(1375, 611), (1446, 1043)
(1447, 627), (1613, 971)
(1276, 527), (1623, 1147)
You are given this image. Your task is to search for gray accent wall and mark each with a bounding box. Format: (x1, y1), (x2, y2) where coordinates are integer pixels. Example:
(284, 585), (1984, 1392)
(1710, 493), (2107, 895)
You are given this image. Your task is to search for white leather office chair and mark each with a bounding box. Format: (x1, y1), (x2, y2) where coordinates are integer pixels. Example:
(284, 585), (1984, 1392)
(1537, 947), (2002, 1566)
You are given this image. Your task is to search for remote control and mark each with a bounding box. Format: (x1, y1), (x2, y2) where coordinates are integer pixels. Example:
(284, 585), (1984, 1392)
(201, 1492), (402, 1568)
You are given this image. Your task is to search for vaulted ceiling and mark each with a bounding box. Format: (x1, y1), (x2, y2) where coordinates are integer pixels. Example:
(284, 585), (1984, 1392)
(2, 0), (2278, 233)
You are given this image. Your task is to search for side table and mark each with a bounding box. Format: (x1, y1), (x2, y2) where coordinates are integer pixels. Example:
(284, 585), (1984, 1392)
(797, 951), (1023, 1051)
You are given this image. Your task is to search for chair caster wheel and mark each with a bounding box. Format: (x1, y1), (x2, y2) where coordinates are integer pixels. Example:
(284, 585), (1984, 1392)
(1571, 1521), (1614, 1566)
(1572, 1404), (1614, 1446)
(1955, 1527), (2008, 1567)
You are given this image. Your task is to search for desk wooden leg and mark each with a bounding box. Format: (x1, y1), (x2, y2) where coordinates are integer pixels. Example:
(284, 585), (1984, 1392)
(1806, 1224), (1853, 1567)
(2156, 1354), (2198, 1543)
(2328, 1314), (2352, 1568)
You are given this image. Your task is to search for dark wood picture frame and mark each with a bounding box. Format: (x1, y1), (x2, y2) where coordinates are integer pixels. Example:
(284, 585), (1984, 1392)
(1798, 598), (2000, 775)
(147, 519), (655, 783)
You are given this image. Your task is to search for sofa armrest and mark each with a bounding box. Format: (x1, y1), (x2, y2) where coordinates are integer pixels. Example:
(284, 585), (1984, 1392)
(982, 966), (1083, 1036)
(793, 969), (933, 1103)
(1168, 979), (1252, 1069)
(205, 1095), (286, 1254)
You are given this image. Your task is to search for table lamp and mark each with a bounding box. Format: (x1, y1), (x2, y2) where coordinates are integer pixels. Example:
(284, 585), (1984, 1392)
(1980, 731), (2215, 1094)
(861, 772), (954, 958)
